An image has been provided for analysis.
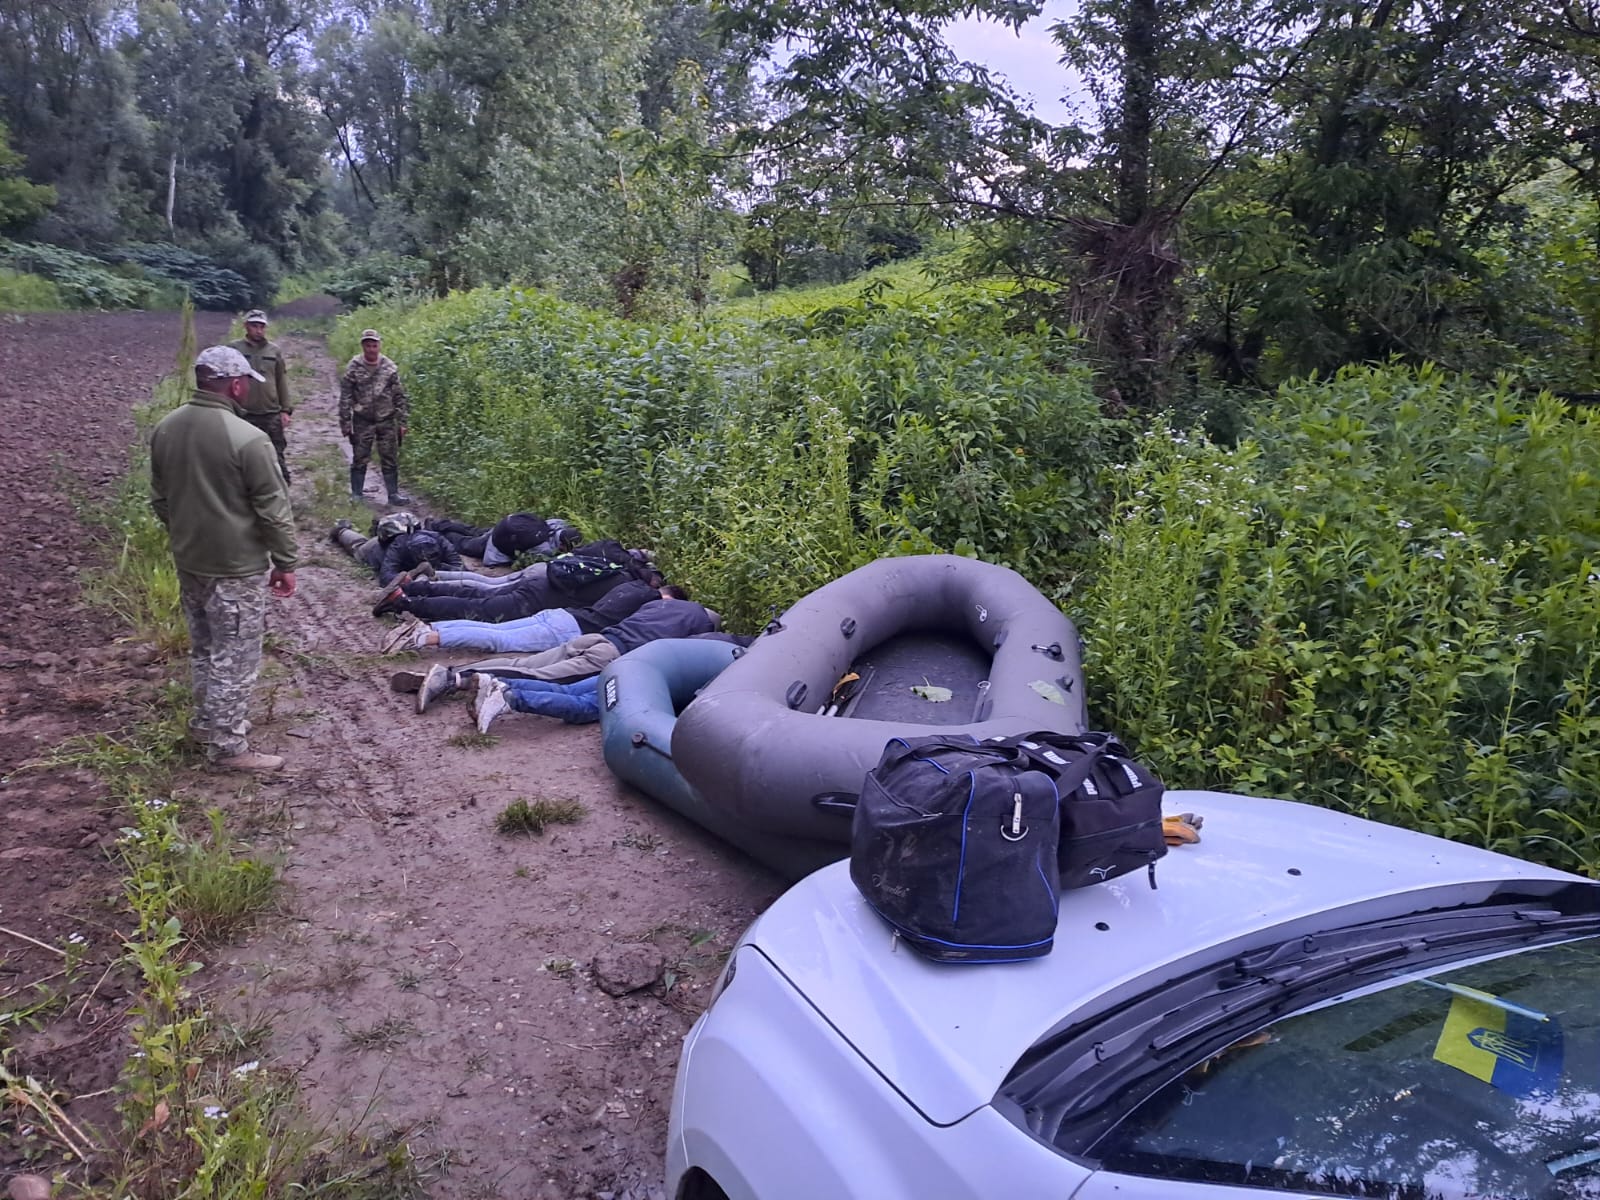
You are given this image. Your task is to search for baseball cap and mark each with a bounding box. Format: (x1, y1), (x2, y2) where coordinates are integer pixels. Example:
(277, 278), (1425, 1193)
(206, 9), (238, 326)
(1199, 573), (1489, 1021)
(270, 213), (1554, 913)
(243, 309), (269, 324)
(195, 345), (266, 381)
(360, 329), (381, 342)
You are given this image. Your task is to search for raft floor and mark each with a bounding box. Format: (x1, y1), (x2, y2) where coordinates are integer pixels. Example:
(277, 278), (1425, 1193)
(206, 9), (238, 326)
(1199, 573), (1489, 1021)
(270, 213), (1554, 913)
(845, 631), (991, 725)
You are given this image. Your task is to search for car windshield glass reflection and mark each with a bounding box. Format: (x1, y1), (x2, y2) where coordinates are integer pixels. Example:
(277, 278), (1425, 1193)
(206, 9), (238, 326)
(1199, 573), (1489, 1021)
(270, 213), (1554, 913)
(1093, 937), (1600, 1198)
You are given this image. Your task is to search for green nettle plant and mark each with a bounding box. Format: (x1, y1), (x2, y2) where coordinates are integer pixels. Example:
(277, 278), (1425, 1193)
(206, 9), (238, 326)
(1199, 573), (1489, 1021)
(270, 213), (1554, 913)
(335, 286), (1117, 628)
(1081, 365), (1600, 875)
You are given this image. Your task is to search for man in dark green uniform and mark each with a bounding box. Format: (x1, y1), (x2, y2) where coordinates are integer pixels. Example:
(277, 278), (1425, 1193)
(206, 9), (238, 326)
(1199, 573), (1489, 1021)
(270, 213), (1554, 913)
(230, 309), (294, 482)
(339, 328), (410, 505)
(150, 345), (299, 773)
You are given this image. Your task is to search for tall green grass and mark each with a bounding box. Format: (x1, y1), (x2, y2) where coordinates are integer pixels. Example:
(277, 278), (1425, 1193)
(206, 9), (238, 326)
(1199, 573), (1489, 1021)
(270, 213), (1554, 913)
(1082, 364), (1600, 874)
(337, 286), (1116, 627)
(341, 282), (1600, 875)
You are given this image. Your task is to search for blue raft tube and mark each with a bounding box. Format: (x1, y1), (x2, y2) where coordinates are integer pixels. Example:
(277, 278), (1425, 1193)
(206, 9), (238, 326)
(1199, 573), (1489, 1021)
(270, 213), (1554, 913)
(597, 637), (842, 881)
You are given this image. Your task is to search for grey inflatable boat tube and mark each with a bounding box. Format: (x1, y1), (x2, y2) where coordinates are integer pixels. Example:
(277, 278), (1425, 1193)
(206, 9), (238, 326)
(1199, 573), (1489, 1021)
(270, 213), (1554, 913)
(598, 637), (842, 880)
(672, 555), (1087, 844)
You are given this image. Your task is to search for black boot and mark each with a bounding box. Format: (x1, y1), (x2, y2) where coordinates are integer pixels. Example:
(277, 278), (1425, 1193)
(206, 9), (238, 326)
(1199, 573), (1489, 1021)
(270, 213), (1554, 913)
(350, 465), (367, 500)
(382, 467), (411, 505)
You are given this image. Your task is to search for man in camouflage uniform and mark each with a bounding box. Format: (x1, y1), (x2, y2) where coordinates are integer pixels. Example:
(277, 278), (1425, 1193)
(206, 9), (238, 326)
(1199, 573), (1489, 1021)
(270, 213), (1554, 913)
(229, 309), (294, 482)
(340, 328), (410, 505)
(150, 346), (299, 773)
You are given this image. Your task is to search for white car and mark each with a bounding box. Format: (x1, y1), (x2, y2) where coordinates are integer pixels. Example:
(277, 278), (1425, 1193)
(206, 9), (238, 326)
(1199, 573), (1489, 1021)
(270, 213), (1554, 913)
(666, 791), (1600, 1200)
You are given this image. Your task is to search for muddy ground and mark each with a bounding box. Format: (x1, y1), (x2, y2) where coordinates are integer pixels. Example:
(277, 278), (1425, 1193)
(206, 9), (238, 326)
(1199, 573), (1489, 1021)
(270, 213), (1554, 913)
(1, 310), (784, 1198)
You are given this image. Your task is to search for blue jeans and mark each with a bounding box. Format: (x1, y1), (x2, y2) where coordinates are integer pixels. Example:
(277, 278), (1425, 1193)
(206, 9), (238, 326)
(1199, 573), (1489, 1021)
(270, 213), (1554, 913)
(435, 608), (582, 653)
(502, 676), (600, 724)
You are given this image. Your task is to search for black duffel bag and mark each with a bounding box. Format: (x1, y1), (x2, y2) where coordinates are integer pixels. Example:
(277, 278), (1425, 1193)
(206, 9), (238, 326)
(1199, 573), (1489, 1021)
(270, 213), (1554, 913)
(849, 735), (1073, 963)
(849, 731), (1167, 964)
(998, 732), (1167, 890)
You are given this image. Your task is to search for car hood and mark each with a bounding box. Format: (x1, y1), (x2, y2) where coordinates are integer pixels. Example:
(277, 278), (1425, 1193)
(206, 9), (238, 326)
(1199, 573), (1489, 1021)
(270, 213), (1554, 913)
(744, 790), (1589, 1126)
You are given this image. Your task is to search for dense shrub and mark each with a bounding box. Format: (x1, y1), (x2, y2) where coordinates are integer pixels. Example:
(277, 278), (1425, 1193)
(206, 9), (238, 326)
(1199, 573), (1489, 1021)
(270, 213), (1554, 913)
(0, 240), (159, 308)
(106, 243), (253, 310)
(1081, 364), (1600, 875)
(336, 286), (1117, 628)
(0, 266), (65, 310)
(323, 253), (428, 307)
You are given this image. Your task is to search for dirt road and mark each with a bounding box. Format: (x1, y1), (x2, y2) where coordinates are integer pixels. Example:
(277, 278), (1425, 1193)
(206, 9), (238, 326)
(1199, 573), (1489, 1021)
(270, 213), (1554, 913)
(1, 310), (784, 1198)
(208, 331), (783, 1199)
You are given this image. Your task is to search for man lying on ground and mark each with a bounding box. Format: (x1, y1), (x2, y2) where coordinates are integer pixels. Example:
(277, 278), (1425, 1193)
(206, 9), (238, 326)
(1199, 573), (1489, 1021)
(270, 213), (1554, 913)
(372, 539), (658, 624)
(431, 512), (581, 565)
(331, 512), (462, 586)
(470, 629), (759, 731)
(394, 596), (724, 724)
(381, 581), (689, 655)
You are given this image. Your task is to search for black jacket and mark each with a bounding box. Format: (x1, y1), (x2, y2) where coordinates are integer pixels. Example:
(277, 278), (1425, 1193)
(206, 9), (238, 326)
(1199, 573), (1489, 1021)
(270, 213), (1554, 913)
(570, 579), (659, 634)
(602, 599), (718, 655)
(379, 530), (463, 586)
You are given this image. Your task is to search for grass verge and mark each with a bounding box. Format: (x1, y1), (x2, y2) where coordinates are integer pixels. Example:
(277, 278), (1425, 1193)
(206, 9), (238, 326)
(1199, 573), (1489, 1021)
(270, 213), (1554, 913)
(7, 303), (439, 1195)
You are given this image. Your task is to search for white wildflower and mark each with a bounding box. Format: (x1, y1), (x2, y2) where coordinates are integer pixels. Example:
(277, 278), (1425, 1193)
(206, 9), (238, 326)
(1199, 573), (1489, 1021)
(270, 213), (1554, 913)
(145, 798), (169, 811)
(232, 1060), (260, 1077)
(202, 1106), (228, 1120)
(1427, 550), (1445, 560)
(1396, 520), (1412, 530)
(1293, 485), (1308, 493)
(67, 933), (87, 946)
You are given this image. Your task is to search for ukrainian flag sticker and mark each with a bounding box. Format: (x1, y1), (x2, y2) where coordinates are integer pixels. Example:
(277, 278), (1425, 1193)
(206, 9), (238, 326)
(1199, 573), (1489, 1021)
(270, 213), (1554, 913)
(1433, 988), (1564, 1096)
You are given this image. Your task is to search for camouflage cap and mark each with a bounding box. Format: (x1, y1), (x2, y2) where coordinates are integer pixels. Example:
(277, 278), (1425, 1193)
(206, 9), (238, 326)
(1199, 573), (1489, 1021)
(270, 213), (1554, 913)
(243, 309), (269, 324)
(195, 345), (266, 382)
(359, 329), (381, 342)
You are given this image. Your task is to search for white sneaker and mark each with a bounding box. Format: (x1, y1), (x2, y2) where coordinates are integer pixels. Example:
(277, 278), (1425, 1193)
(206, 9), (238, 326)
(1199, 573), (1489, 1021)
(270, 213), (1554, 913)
(411, 621), (436, 651)
(416, 663), (459, 714)
(472, 673), (509, 734)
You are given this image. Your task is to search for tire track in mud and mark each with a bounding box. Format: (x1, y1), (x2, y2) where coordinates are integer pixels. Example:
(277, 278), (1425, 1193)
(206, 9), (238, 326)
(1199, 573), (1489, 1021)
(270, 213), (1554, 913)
(200, 326), (783, 1200)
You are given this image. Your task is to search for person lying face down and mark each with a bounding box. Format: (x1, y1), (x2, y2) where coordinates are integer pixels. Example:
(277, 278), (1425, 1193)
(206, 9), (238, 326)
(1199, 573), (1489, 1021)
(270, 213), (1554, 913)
(382, 582), (687, 656)
(330, 513), (463, 586)
(372, 538), (657, 625)
(429, 513), (583, 565)
(398, 597), (729, 722)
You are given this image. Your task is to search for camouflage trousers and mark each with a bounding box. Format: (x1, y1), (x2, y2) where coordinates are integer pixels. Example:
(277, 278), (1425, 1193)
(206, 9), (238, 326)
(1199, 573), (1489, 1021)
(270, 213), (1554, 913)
(349, 416), (400, 473)
(240, 411), (291, 483)
(179, 570), (268, 760)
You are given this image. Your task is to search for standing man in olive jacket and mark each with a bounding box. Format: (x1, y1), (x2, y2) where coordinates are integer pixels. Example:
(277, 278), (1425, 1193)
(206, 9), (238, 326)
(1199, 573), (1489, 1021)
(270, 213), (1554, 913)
(340, 328), (410, 505)
(229, 309), (294, 482)
(150, 346), (299, 773)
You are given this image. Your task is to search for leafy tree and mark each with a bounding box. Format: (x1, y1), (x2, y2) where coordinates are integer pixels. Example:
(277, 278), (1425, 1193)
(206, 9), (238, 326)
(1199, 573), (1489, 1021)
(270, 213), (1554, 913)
(0, 118), (54, 234)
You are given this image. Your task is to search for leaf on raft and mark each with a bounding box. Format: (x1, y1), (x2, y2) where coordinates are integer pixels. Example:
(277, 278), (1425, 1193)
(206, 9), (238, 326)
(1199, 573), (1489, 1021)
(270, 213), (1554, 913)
(910, 684), (953, 702)
(1029, 679), (1067, 705)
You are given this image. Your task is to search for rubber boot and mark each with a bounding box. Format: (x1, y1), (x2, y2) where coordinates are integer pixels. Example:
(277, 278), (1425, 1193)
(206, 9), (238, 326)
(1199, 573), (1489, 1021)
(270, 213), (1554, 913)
(333, 527), (366, 553)
(350, 465), (367, 500)
(383, 467), (411, 505)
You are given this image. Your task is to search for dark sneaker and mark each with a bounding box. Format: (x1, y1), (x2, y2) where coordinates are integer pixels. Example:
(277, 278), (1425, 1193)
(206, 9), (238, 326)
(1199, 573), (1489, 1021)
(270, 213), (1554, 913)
(389, 669), (427, 693)
(372, 586), (405, 618)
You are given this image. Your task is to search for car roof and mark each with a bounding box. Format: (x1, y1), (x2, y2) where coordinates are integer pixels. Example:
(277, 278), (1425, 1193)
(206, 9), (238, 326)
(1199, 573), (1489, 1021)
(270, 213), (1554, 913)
(744, 791), (1592, 1126)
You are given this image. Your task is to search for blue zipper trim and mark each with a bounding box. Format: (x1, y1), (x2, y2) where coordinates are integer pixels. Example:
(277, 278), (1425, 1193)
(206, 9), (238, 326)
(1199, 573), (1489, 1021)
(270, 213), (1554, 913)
(951, 771), (977, 923)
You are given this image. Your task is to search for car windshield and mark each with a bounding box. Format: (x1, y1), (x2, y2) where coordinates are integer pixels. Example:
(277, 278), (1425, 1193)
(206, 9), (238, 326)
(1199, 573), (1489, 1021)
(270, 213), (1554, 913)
(1086, 935), (1600, 1198)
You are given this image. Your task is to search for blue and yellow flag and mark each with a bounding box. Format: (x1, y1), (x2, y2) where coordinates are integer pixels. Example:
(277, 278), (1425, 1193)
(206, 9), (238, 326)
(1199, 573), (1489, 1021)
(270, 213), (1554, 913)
(1432, 986), (1563, 1096)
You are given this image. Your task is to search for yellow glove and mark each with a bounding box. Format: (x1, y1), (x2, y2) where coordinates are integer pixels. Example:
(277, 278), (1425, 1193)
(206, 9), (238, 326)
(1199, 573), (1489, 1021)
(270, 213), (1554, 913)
(1162, 812), (1203, 846)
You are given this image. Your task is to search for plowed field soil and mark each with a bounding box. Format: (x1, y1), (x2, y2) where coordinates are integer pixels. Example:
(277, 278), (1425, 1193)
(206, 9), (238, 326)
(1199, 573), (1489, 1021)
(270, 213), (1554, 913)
(1, 309), (785, 1200)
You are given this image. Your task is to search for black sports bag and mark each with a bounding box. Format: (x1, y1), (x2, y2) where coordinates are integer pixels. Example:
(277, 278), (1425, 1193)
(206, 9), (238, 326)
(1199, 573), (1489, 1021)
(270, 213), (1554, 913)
(994, 732), (1167, 890)
(850, 735), (1078, 963)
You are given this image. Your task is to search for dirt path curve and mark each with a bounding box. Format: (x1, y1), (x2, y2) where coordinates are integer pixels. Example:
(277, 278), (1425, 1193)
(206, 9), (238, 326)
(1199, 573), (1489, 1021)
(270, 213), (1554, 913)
(204, 330), (782, 1200)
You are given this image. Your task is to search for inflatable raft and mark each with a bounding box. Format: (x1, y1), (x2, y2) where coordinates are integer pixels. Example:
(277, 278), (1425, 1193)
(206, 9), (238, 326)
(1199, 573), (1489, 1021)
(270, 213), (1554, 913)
(673, 555), (1087, 846)
(598, 638), (842, 880)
